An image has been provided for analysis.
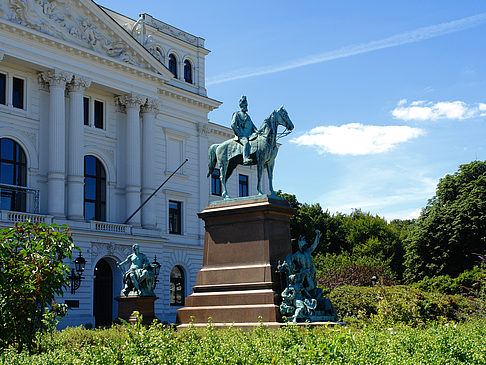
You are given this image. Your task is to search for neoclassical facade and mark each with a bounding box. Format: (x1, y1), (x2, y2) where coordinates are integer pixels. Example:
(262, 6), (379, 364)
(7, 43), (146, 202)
(0, 0), (264, 326)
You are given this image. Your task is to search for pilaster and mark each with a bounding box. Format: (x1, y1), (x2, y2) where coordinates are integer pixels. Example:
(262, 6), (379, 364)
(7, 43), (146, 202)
(117, 93), (146, 226)
(141, 98), (159, 229)
(39, 69), (73, 218)
(67, 75), (91, 220)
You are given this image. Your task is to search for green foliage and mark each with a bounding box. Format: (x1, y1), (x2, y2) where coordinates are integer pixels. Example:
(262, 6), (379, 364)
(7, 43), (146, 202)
(328, 285), (480, 326)
(277, 191), (407, 278)
(314, 252), (398, 291)
(412, 266), (486, 296)
(404, 160), (486, 282)
(1, 319), (486, 364)
(0, 222), (76, 351)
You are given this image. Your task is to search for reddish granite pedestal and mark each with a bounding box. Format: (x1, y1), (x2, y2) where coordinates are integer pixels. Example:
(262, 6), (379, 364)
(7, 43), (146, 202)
(115, 296), (158, 325)
(177, 195), (294, 326)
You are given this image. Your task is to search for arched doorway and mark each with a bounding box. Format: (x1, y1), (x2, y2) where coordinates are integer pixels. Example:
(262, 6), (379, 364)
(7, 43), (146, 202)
(93, 258), (113, 327)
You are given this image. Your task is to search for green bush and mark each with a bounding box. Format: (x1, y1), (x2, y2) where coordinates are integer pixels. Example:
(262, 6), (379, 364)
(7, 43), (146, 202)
(315, 252), (398, 291)
(328, 285), (478, 326)
(1, 319), (486, 364)
(0, 222), (76, 351)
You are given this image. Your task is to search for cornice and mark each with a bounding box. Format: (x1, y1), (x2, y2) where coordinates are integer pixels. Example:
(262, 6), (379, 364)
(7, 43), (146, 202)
(158, 84), (221, 111)
(0, 18), (168, 83)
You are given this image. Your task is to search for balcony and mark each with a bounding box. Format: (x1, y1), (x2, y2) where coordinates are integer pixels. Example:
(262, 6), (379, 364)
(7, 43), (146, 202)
(0, 184), (52, 224)
(90, 221), (131, 234)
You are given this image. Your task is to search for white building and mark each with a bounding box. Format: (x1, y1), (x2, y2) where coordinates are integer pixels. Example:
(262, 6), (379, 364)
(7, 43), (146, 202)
(0, 0), (264, 327)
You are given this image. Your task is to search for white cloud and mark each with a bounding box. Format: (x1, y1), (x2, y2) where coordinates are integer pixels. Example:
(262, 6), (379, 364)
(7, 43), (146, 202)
(290, 123), (424, 155)
(405, 208), (422, 220)
(392, 100), (484, 121)
(207, 12), (486, 85)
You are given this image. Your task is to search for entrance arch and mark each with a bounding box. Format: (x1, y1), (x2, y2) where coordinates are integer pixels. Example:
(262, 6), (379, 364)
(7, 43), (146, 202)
(93, 258), (113, 327)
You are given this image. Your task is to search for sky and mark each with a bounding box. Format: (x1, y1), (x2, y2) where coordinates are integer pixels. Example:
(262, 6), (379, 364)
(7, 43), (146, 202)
(97, 0), (486, 220)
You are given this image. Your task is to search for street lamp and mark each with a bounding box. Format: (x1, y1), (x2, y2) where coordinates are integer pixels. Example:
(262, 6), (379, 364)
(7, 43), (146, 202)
(152, 255), (161, 289)
(70, 252), (86, 294)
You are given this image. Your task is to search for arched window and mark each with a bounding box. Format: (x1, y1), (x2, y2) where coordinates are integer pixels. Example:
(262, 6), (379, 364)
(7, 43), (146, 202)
(168, 54), (177, 78)
(0, 138), (27, 211)
(184, 60), (192, 84)
(84, 155), (106, 221)
(170, 266), (185, 306)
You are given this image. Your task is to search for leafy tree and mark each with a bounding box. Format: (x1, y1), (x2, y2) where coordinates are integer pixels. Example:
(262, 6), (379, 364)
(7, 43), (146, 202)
(404, 161), (486, 282)
(0, 222), (77, 351)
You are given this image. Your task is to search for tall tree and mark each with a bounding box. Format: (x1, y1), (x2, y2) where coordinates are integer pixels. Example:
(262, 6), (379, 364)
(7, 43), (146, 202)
(404, 161), (486, 282)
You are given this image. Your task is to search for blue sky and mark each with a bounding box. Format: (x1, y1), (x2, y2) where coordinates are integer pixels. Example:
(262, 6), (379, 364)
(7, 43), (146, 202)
(98, 0), (486, 220)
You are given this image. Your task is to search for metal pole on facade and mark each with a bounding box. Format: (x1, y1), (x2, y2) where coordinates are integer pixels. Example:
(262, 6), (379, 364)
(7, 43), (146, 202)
(124, 159), (189, 225)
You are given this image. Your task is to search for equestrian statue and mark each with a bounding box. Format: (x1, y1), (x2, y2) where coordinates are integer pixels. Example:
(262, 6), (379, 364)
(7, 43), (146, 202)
(208, 96), (294, 199)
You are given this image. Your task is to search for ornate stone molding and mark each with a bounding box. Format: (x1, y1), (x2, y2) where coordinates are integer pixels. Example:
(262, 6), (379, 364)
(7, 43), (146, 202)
(196, 123), (209, 137)
(116, 93), (146, 111)
(141, 98), (159, 114)
(39, 69), (73, 88)
(68, 75), (92, 92)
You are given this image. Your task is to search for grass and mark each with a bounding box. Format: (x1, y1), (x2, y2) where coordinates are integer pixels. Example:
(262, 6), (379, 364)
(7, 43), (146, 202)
(1, 318), (485, 364)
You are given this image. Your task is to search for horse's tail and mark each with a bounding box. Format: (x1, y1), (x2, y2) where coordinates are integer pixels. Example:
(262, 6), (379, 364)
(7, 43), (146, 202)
(207, 144), (218, 178)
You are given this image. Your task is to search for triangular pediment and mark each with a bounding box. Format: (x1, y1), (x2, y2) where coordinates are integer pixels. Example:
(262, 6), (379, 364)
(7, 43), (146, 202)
(0, 0), (173, 78)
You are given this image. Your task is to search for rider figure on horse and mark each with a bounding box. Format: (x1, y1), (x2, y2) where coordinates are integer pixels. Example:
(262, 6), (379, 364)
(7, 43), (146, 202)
(231, 96), (257, 165)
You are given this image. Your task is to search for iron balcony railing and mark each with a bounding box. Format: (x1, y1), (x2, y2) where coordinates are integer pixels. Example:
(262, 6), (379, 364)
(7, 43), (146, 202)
(0, 183), (39, 214)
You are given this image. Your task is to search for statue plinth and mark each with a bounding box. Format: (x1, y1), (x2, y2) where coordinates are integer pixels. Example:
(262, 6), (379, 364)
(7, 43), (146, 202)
(176, 195), (294, 325)
(115, 296), (158, 325)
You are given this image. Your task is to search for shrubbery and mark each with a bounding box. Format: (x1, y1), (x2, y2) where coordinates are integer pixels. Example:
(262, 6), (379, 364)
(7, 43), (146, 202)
(328, 285), (480, 326)
(0, 222), (76, 351)
(315, 252), (398, 291)
(1, 319), (485, 364)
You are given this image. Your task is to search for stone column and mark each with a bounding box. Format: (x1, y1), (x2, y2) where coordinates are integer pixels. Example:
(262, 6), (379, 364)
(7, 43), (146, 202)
(40, 70), (72, 218)
(197, 123), (210, 245)
(141, 99), (159, 229)
(67, 75), (91, 220)
(117, 93), (145, 226)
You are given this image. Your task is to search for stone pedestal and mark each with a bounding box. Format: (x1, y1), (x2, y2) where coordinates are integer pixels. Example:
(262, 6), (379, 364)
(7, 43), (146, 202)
(115, 296), (158, 325)
(177, 195), (294, 325)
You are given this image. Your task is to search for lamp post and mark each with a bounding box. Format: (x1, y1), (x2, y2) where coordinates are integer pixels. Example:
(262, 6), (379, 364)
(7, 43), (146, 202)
(152, 255), (161, 289)
(69, 252), (86, 294)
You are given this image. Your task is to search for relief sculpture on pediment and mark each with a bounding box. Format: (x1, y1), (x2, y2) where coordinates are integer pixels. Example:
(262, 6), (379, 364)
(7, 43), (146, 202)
(1, 0), (141, 67)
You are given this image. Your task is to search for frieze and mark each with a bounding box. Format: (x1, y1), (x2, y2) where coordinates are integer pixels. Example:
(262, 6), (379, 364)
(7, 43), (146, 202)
(0, 0), (145, 68)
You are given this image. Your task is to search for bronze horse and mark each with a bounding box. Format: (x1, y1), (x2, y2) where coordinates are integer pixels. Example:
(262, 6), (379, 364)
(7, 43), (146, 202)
(208, 106), (294, 199)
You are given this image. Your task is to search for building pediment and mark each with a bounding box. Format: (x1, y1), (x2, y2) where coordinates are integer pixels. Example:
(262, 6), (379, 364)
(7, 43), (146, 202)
(0, 0), (173, 79)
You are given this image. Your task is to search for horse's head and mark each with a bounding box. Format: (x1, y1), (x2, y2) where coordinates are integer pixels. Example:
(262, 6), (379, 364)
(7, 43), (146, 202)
(276, 106), (294, 132)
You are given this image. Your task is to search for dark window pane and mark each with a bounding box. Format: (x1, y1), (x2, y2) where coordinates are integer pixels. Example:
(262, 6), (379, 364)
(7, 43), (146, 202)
(239, 174), (249, 197)
(84, 156), (106, 221)
(169, 54), (177, 78)
(84, 177), (96, 200)
(12, 77), (24, 109)
(83, 97), (90, 126)
(0, 73), (5, 105)
(169, 200), (182, 234)
(1, 138), (14, 160)
(94, 100), (103, 129)
(84, 202), (95, 221)
(211, 168), (221, 196)
(184, 60), (192, 83)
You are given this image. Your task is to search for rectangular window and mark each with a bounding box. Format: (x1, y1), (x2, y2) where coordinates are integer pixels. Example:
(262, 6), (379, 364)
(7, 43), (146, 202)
(169, 200), (182, 234)
(94, 100), (103, 129)
(12, 77), (24, 109)
(0, 73), (6, 105)
(239, 174), (249, 197)
(211, 168), (221, 196)
(83, 97), (90, 126)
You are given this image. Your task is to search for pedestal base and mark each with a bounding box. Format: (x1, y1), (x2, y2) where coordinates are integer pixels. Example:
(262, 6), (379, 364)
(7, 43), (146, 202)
(177, 196), (294, 325)
(115, 296), (158, 325)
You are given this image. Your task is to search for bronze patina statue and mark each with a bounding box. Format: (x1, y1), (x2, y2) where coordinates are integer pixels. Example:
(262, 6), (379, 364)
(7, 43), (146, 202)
(231, 96), (258, 165)
(208, 97), (294, 199)
(117, 244), (160, 297)
(278, 230), (337, 322)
